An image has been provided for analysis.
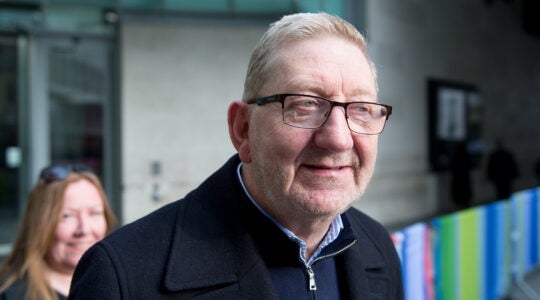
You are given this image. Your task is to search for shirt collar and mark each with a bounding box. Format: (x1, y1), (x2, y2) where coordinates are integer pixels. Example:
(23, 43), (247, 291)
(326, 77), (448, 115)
(236, 162), (343, 266)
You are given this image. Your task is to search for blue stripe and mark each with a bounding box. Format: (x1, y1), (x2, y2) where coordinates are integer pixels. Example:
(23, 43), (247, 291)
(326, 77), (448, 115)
(529, 190), (538, 267)
(400, 231), (408, 299)
(485, 203), (498, 300)
(431, 218), (442, 300)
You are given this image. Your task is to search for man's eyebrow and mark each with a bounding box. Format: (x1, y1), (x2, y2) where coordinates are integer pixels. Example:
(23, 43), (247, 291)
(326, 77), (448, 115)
(281, 80), (321, 94)
(349, 88), (377, 99)
(283, 80), (376, 99)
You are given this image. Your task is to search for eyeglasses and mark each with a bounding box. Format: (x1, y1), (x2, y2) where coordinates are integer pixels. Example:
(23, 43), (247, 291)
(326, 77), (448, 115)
(246, 94), (392, 135)
(39, 163), (94, 183)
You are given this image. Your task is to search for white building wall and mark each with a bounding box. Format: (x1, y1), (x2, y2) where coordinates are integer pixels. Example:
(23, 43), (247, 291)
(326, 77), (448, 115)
(120, 22), (266, 223)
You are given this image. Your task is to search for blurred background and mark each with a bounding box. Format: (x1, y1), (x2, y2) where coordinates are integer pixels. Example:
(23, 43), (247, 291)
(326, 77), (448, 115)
(0, 0), (539, 277)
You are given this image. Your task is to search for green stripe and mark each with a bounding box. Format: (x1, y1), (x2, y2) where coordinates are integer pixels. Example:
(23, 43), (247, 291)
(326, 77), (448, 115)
(458, 208), (481, 300)
(438, 214), (457, 300)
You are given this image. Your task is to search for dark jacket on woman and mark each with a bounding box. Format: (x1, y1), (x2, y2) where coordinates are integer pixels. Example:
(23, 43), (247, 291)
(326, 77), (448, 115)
(0, 279), (67, 300)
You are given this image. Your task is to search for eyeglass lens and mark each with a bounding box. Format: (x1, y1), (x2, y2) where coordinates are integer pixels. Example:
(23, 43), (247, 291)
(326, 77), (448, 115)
(282, 95), (389, 134)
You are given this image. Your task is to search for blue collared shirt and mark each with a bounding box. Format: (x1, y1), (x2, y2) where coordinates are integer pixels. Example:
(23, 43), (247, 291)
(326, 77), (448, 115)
(236, 162), (343, 266)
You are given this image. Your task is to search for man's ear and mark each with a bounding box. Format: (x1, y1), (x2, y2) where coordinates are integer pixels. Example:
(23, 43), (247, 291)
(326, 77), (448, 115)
(227, 101), (251, 163)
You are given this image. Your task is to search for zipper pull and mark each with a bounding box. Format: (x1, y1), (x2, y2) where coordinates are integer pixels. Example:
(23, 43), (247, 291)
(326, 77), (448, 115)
(307, 267), (317, 291)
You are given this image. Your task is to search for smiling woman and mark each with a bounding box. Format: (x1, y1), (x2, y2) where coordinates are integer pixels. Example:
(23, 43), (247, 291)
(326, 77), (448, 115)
(0, 164), (116, 300)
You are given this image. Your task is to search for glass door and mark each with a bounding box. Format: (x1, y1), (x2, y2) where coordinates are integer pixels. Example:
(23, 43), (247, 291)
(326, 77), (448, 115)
(29, 34), (117, 205)
(44, 36), (112, 178)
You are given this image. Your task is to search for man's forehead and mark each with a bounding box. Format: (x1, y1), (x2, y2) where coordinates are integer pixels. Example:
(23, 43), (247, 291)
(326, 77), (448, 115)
(264, 54), (376, 98)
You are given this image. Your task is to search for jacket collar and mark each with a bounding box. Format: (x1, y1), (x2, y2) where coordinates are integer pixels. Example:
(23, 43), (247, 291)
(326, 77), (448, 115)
(162, 155), (277, 297)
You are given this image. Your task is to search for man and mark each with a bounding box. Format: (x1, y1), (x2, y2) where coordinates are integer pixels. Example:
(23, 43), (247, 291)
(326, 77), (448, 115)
(69, 12), (403, 299)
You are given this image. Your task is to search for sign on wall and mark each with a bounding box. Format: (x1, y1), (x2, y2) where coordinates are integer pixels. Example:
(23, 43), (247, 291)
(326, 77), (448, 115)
(427, 79), (484, 172)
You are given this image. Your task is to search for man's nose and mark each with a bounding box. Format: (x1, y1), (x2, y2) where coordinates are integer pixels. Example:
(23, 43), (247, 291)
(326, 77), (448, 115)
(313, 106), (354, 151)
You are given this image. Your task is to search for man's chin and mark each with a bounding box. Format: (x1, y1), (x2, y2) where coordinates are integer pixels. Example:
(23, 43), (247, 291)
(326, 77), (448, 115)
(298, 195), (354, 217)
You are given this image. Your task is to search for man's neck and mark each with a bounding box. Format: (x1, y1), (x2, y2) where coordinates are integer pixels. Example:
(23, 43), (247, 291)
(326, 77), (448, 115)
(281, 217), (334, 260)
(236, 161), (343, 264)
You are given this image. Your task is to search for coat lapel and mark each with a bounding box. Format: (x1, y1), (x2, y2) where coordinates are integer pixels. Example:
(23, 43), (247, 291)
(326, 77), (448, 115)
(160, 156), (277, 299)
(340, 212), (392, 299)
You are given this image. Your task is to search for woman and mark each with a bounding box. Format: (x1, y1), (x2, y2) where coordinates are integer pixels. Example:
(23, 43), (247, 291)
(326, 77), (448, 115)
(0, 163), (116, 300)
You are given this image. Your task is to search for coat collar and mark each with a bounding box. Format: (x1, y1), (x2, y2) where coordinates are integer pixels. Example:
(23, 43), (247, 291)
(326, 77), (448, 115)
(161, 156), (277, 298)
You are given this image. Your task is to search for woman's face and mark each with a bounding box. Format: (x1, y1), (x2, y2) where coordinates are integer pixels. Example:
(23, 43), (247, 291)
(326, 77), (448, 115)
(46, 179), (107, 274)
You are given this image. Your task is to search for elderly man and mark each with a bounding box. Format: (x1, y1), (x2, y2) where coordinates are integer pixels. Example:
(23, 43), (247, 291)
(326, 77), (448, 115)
(69, 12), (403, 299)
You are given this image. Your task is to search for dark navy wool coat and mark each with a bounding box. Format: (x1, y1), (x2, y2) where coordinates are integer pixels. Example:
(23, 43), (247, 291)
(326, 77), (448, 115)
(68, 155), (403, 299)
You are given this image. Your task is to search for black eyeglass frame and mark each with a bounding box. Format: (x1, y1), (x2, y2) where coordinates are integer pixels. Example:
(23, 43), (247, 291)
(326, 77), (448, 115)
(246, 93), (393, 135)
(39, 163), (95, 183)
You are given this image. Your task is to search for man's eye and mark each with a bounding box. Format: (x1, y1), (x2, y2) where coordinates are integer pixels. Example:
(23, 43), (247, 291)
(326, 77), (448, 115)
(351, 104), (371, 113)
(287, 98), (321, 110)
(299, 100), (318, 107)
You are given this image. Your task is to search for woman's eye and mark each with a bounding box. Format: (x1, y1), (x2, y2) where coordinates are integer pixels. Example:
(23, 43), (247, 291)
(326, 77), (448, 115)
(62, 213), (74, 220)
(91, 211), (104, 217)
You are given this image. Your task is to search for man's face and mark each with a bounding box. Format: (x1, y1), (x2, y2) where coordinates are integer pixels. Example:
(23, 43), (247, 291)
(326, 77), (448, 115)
(240, 35), (379, 225)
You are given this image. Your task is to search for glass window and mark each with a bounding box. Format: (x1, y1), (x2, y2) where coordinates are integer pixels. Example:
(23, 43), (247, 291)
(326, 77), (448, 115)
(46, 5), (114, 34)
(47, 38), (112, 181)
(297, 0), (344, 16)
(121, 0), (161, 9)
(165, 0), (229, 12)
(235, 0), (293, 13)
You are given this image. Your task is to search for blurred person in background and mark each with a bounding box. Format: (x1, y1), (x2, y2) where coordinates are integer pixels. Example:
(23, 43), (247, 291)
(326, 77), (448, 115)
(451, 141), (473, 209)
(487, 139), (519, 200)
(0, 164), (116, 300)
(534, 158), (540, 185)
